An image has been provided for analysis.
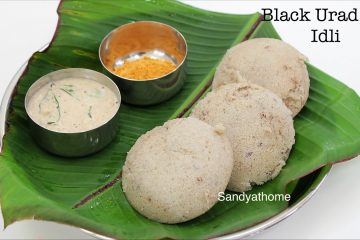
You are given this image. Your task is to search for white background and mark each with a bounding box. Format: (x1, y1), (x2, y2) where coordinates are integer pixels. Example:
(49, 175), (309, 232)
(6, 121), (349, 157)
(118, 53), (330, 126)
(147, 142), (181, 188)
(0, 0), (360, 239)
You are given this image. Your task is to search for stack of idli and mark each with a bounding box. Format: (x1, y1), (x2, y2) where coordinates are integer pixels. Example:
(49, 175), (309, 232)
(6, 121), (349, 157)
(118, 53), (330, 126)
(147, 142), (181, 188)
(122, 38), (309, 224)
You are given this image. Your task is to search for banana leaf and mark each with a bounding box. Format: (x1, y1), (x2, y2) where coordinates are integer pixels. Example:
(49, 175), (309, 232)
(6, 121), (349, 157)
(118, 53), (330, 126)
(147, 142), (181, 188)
(0, 0), (359, 239)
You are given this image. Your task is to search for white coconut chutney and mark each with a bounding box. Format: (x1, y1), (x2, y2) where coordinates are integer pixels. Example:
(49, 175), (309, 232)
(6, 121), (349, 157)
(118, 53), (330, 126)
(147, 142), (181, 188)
(27, 78), (119, 133)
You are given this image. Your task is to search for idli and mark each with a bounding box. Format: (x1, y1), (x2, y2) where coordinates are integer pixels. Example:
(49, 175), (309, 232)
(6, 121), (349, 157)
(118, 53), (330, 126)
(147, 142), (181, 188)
(191, 83), (295, 192)
(122, 117), (233, 224)
(213, 38), (309, 116)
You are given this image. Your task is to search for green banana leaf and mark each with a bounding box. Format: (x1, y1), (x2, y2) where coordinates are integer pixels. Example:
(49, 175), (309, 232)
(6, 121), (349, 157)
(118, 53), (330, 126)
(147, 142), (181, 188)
(0, 0), (359, 239)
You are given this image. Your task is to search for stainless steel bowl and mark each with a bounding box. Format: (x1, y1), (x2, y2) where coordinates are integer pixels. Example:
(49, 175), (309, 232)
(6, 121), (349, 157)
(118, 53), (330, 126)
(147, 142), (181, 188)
(99, 21), (187, 105)
(24, 68), (121, 157)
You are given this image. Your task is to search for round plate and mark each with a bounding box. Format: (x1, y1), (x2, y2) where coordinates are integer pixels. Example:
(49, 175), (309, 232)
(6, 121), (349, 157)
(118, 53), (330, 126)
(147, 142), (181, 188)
(0, 53), (331, 240)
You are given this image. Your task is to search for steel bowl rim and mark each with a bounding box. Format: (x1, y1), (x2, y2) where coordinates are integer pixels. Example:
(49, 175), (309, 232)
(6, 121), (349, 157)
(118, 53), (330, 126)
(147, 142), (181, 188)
(0, 57), (331, 240)
(98, 20), (188, 82)
(23, 67), (121, 135)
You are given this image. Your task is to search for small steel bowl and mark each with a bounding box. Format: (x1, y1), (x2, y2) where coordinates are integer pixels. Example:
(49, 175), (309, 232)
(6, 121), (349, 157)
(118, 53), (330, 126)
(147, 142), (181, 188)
(24, 68), (121, 157)
(99, 21), (187, 105)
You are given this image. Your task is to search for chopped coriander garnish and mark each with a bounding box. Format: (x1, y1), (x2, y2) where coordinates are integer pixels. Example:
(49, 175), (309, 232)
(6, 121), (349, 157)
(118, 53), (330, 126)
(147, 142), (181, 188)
(53, 94), (61, 124)
(88, 106), (93, 119)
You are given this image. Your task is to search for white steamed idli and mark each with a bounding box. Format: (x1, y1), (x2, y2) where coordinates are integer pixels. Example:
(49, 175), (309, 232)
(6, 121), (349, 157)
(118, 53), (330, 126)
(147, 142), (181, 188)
(213, 38), (309, 116)
(122, 117), (233, 224)
(191, 83), (295, 192)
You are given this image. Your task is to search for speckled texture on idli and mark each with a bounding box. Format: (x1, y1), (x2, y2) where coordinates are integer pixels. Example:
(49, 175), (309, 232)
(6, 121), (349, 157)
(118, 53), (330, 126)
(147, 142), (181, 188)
(122, 117), (233, 224)
(213, 38), (309, 116)
(191, 83), (295, 192)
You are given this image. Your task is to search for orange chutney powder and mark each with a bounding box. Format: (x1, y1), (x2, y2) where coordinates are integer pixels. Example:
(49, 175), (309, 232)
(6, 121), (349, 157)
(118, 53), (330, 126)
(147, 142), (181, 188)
(112, 56), (177, 80)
